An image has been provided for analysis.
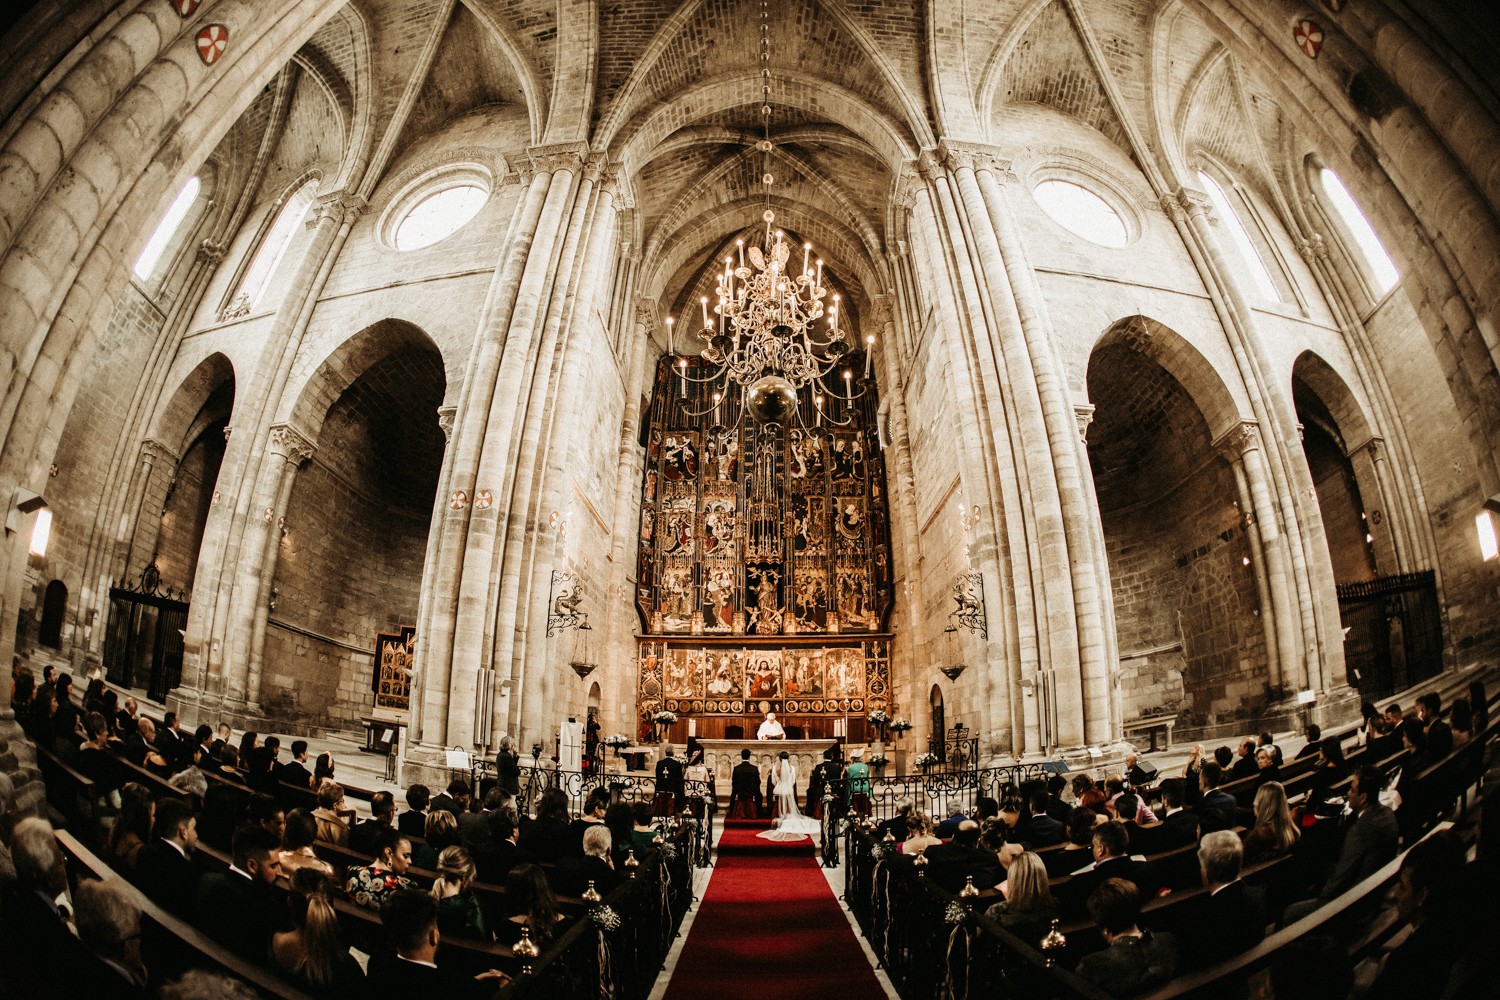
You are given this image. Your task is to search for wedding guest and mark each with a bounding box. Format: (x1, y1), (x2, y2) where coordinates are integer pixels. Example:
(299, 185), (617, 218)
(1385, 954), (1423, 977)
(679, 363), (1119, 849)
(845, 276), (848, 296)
(345, 828), (414, 910)
(499, 864), (567, 947)
(281, 740), (314, 789)
(398, 784), (430, 837)
(1242, 781), (1298, 864)
(431, 845), (489, 942)
(279, 809), (336, 880)
(901, 810), (942, 854)
(106, 782), (154, 873)
(269, 868), (365, 996)
(985, 851), (1059, 936)
(413, 808), (460, 871)
(312, 780), (354, 846)
(1076, 879), (1179, 994)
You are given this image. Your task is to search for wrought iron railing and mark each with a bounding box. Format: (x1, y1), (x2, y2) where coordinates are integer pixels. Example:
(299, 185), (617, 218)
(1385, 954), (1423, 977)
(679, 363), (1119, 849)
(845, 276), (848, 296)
(843, 826), (1111, 1000)
(473, 759), (715, 867)
(495, 837), (696, 1000)
(861, 761), (1054, 821)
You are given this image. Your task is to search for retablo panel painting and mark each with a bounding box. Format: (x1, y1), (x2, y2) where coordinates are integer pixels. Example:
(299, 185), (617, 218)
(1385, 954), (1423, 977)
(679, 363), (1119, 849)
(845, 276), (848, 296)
(635, 355), (894, 636)
(638, 638), (890, 718)
(372, 625), (415, 712)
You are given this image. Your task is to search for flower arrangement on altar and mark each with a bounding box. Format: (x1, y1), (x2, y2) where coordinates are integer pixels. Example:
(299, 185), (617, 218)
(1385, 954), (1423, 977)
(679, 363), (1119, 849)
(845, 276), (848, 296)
(866, 753), (889, 768)
(888, 716), (912, 733)
(915, 751), (939, 768)
(603, 733), (630, 757)
(653, 710), (678, 725)
(867, 708), (891, 726)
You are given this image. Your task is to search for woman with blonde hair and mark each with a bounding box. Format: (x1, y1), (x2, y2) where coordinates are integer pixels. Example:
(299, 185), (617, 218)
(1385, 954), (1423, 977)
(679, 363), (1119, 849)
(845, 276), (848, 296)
(1242, 780), (1298, 864)
(986, 851), (1059, 932)
(270, 868), (364, 995)
(430, 845), (489, 941)
(900, 811), (942, 855)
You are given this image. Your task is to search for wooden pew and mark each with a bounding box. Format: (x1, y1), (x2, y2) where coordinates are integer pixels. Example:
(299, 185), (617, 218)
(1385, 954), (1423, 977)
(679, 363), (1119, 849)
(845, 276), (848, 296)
(56, 829), (316, 999)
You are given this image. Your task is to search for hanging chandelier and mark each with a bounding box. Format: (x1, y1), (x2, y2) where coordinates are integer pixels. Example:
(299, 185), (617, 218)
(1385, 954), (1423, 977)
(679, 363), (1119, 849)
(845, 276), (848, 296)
(665, 0), (872, 427)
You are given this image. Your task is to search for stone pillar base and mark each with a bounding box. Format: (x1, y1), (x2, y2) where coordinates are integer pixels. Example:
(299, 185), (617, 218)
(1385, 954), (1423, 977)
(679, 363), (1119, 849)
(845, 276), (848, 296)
(401, 741), (477, 792)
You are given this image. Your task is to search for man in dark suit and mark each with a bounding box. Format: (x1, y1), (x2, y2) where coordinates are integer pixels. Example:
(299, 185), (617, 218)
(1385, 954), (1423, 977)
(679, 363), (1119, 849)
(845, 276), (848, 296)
(474, 806), (535, 885)
(1016, 790), (1065, 847)
(923, 820), (1003, 893)
(459, 787), (506, 852)
(369, 889), (508, 996)
(1043, 774), (1072, 824)
(1197, 761), (1238, 832)
(350, 790), (398, 856)
(429, 777), (471, 817)
(1181, 831), (1266, 969)
(655, 744), (686, 812)
(1229, 738), (1259, 782)
(195, 827), (285, 959)
(398, 783), (430, 837)
(187, 724), (221, 775)
(1283, 765), (1400, 923)
(1418, 693), (1453, 758)
(1141, 778), (1199, 854)
(1059, 820), (1155, 920)
(154, 710), (183, 762)
(934, 800), (970, 840)
(195, 825), (286, 961)
(556, 825), (622, 898)
(135, 798), (199, 919)
(1124, 752), (1154, 791)
(1295, 724), (1322, 760)
(279, 739), (313, 789)
(729, 749), (763, 818)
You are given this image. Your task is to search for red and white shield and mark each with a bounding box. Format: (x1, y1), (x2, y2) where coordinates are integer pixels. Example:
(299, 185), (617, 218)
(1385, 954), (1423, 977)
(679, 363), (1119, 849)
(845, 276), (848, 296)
(1320, 0), (1346, 13)
(474, 489), (493, 510)
(449, 490), (469, 510)
(170, 0), (202, 17)
(1294, 20), (1324, 59)
(196, 24), (229, 65)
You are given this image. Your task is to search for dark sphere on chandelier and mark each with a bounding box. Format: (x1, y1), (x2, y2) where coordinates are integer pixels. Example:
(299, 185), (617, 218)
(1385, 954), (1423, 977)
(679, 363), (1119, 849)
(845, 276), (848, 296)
(746, 374), (798, 424)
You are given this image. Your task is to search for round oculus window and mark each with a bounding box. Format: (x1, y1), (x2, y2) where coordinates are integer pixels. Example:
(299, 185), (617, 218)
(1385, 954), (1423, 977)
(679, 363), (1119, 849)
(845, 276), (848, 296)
(393, 184), (489, 251)
(1032, 179), (1129, 248)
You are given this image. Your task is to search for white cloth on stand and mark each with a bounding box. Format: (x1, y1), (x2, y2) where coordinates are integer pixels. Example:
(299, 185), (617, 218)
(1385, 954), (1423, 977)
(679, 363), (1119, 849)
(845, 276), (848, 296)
(560, 719), (583, 772)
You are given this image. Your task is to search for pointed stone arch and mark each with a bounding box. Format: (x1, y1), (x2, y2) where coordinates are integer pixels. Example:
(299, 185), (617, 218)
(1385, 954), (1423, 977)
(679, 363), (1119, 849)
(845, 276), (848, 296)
(1089, 316), (1244, 440)
(150, 352), (237, 457)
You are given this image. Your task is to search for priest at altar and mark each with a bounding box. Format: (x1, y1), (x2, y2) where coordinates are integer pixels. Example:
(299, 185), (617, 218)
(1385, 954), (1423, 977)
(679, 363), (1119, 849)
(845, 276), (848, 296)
(757, 712), (785, 740)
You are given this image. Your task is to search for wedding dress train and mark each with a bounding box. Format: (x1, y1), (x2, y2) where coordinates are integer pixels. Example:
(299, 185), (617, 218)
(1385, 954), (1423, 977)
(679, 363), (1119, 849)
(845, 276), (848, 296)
(756, 760), (821, 841)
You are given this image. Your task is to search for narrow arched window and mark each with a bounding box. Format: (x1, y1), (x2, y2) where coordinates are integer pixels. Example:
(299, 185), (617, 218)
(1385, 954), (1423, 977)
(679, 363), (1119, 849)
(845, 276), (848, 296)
(1318, 168), (1400, 296)
(236, 181), (318, 309)
(133, 177), (201, 281)
(1198, 172), (1280, 302)
(39, 580), (66, 648)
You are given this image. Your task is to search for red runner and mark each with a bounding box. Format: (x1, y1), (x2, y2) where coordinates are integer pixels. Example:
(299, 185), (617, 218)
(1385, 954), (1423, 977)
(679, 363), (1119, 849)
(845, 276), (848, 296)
(661, 819), (887, 1000)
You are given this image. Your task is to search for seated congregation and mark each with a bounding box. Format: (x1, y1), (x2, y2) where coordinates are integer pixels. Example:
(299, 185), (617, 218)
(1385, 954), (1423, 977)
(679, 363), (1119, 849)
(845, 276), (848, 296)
(846, 681), (1494, 999)
(0, 667), (690, 999)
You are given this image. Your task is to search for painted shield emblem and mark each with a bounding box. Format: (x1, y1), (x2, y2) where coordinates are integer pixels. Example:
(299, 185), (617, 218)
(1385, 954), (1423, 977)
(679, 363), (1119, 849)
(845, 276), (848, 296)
(474, 489), (493, 510)
(1294, 20), (1324, 59)
(449, 490), (468, 510)
(170, 0), (202, 17)
(196, 24), (229, 65)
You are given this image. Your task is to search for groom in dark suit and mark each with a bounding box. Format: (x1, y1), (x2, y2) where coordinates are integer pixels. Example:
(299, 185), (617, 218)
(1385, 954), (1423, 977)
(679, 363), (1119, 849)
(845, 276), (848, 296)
(730, 749), (763, 818)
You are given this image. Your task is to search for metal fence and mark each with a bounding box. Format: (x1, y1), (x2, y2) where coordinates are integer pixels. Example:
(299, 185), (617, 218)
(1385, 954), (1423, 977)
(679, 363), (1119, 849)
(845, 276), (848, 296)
(496, 837), (696, 1000)
(862, 761), (1057, 821)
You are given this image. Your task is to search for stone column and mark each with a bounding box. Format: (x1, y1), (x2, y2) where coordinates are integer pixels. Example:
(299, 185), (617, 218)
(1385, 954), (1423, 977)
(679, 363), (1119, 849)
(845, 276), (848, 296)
(241, 423), (316, 704)
(1220, 433), (1284, 692)
(1216, 421), (1302, 692)
(409, 154), (578, 757)
(406, 404), (457, 744)
(1347, 436), (1402, 573)
(902, 161), (1022, 757)
(966, 146), (1115, 746)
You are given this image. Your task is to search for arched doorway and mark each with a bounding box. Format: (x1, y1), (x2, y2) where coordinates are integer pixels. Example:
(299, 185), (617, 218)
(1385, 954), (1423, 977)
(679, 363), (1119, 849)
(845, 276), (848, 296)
(929, 683), (944, 761)
(1086, 319), (1263, 734)
(268, 327), (447, 730)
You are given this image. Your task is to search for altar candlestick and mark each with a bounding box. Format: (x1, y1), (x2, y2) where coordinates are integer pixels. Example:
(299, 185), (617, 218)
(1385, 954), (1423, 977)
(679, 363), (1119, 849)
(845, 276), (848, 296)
(678, 358), (687, 398)
(865, 335), (874, 378)
(666, 316), (675, 355)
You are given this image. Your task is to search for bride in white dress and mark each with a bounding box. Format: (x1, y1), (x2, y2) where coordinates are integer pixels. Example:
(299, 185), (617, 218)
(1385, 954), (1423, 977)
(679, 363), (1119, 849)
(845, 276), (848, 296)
(757, 751), (822, 841)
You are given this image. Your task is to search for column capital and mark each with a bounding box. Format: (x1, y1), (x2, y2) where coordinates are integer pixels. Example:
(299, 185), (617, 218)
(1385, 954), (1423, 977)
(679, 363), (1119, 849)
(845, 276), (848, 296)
(1161, 186), (1215, 224)
(891, 162), (922, 210)
(915, 148), (946, 183)
(437, 405), (458, 441)
(1296, 233), (1330, 263)
(634, 297), (660, 330)
(1213, 420), (1262, 459)
(141, 438), (179, 465)
(936, 140), (1015, 180)
(196, 240), (227, 265)
(526, 141), (591, 177)
(267, 423), (316, 465)
(866, 293), (897, 330)
(1349, 435), (1385, 461)
(313, 191), (367, 227)
(1073, 403), (1096, 441)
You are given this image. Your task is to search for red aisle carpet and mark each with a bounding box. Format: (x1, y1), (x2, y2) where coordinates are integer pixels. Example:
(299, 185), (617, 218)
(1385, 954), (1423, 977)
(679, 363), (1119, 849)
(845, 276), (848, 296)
(661, 819), (887, 1000)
